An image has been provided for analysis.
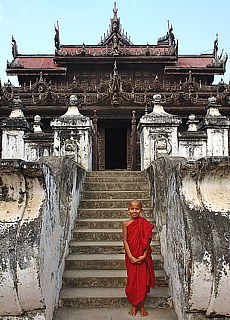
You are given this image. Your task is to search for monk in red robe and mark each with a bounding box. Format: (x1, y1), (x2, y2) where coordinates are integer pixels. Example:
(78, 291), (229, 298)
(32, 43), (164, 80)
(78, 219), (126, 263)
(122, 199), (155, 317)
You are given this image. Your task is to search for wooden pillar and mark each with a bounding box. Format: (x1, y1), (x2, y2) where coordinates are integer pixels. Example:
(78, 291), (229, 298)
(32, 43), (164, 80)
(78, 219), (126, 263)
(92, 109), (98, 171)
(131, 110), (137, 171)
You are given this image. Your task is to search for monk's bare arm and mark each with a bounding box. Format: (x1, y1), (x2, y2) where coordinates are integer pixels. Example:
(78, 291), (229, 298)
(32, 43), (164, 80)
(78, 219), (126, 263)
(137, 248), (148, 263)
(137, 236), (152, 263)
(122, 221), (138, 264)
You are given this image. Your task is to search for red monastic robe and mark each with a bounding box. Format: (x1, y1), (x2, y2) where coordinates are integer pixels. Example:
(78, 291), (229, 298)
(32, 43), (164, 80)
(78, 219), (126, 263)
(125, 216), (155, 305)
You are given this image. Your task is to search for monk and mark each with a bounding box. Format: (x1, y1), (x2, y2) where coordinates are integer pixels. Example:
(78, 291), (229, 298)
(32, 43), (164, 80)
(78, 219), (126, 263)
(122, 199), (155, 317)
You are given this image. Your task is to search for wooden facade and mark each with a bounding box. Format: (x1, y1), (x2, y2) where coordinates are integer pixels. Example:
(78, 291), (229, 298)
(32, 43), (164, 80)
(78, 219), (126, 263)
(2, 3), (229, 170)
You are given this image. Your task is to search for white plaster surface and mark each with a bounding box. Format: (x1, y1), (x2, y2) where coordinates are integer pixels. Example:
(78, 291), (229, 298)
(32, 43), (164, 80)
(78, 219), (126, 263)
(148, 157), (230, 320)
(0, 159), (85, 319)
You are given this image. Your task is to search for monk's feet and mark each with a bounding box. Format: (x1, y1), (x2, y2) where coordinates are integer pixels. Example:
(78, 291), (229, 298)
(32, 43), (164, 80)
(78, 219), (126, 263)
(140, 307), (149, 317)
(128, 305), (137, 316)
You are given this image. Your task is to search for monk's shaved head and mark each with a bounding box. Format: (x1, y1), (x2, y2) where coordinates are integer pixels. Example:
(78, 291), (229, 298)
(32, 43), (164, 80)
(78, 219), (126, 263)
(128, 199), (142, 208)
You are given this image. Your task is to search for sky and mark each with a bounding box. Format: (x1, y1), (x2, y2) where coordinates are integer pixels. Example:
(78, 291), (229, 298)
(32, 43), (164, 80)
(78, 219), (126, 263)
(0, 0), (230, 85)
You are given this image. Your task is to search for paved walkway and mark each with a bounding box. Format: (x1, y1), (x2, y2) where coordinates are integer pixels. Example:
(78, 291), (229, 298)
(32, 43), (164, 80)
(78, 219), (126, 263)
(54, 307), (178, 320)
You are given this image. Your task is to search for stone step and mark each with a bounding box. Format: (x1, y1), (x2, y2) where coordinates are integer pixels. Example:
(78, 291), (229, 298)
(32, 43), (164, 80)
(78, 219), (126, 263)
(80, 199), (151, 209)
(69, 240), (161, 254)
(81, 190), (150, 200)
(54, 307), (178, 320)
(72, 228), (159, 242)
(77, 208), (154, 219)
(62, 269), (168, 288)
(65, 254), (163, 270)
(86, 170), (147, 178)
(85, 176), (148, 183)
(83, 181), (149, 191)
(59, 287), (173, 309)
(75, 218), (155, 229)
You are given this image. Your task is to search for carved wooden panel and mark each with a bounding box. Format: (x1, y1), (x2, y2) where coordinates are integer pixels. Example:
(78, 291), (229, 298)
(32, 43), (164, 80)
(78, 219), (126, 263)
(98, 127), (105, 170)
(127, 127), (131, 170)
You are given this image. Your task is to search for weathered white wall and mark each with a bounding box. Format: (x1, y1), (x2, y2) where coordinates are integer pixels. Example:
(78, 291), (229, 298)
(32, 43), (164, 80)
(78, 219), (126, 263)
(50, 95), (94, 171)
(147, 157), (230, 320)
(0, 157), (85, 319)
(138, 95), (181, 170)
(139, 96), (230, 167)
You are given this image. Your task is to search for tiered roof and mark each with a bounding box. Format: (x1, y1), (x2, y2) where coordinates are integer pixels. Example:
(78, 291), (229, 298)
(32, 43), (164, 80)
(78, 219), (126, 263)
(6, 2), (227, 80)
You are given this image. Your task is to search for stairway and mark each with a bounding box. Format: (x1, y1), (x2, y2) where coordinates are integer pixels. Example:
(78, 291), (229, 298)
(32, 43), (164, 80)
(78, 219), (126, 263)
(54, 171), (177, 319)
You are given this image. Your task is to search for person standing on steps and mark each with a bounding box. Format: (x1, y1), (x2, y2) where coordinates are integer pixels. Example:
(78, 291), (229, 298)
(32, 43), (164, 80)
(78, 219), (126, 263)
(122, 199), (155, 317)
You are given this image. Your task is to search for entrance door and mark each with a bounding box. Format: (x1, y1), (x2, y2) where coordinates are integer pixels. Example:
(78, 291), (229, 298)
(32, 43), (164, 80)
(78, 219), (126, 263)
(105, 128), (127, 169)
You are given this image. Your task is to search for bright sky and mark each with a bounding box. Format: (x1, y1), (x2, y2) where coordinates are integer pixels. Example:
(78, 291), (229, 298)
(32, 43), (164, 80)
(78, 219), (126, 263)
(0, 0), (229, 85)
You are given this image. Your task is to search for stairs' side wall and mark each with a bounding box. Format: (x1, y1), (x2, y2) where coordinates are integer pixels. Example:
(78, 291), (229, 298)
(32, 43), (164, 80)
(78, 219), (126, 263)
(147, 157), (230, 320)
(0, 157), (85, 320)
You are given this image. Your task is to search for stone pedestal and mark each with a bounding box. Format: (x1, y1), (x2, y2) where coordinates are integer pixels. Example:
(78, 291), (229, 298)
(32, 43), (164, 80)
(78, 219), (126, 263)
(178, 114), (207, 160)
(0, 96), (31, 160)
(138, 94), (182, 170)
(199, 96), (230, 157)
(50, 95), (94, 170)
(24, 115), (54, 162)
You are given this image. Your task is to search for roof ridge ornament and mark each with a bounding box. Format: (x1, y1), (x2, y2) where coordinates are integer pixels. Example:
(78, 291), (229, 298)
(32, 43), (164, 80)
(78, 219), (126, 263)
(213, 33), (218, 60)
(208, 34), (228, 70)
(157, 21), (176, 47)
(54, 21), (60, 51)
(11, 36), (18, 58)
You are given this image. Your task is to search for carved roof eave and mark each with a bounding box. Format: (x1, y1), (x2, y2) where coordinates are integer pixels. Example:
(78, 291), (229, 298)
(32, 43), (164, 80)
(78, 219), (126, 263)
(53, 54), (177, 65)
(6, 67), (67, 76)
(54, 44), (177, 60)
(164, 67), (225, 75)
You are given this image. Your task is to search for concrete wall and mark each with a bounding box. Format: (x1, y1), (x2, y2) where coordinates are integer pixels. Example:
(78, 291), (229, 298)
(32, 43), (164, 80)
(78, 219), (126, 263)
(0, 157), (85, 319)
(147, 157), (230, 320)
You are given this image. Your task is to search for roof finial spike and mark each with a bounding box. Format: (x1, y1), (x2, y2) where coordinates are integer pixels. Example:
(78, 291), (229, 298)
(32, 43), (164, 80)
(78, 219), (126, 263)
(113, 2), (118, 20)
(114, 2), (117, 13)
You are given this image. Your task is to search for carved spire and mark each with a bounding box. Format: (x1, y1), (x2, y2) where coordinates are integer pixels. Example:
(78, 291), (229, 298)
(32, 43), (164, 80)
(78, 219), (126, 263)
(109, 61), (122, 105)
(99, 2), (132, 48)
(54, 21), (60, 51)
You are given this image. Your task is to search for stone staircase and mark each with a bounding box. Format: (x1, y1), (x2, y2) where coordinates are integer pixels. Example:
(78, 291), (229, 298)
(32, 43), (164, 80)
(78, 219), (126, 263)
(54, 171), (177, 319)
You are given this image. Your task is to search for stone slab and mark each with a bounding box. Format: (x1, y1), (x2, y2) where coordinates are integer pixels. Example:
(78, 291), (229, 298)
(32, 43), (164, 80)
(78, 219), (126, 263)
(77, 208), (154, 219)
(54, 307), (178, 320)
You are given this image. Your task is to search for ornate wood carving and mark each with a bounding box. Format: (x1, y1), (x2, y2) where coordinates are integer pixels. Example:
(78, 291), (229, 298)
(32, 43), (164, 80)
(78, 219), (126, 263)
(98, 127), (105, 170)
(131, 110), (137, 171)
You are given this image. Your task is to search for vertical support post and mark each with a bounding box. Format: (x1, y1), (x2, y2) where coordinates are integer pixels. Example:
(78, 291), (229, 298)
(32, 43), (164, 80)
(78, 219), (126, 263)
(92, 109), (98, 171)
(131, 110), (137, 171)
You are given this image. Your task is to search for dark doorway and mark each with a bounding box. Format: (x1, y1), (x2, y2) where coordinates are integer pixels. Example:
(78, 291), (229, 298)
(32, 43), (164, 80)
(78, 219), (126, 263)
(105, 128), (127, 169)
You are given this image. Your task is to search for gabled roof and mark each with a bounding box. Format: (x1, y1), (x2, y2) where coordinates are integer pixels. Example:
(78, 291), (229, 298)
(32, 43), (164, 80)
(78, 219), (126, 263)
(54, 2), (177, 59)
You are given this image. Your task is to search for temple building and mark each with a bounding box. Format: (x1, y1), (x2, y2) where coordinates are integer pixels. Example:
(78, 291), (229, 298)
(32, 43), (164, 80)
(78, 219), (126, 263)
(1, 4), (230, 320)
(2, 2), (229, 170)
